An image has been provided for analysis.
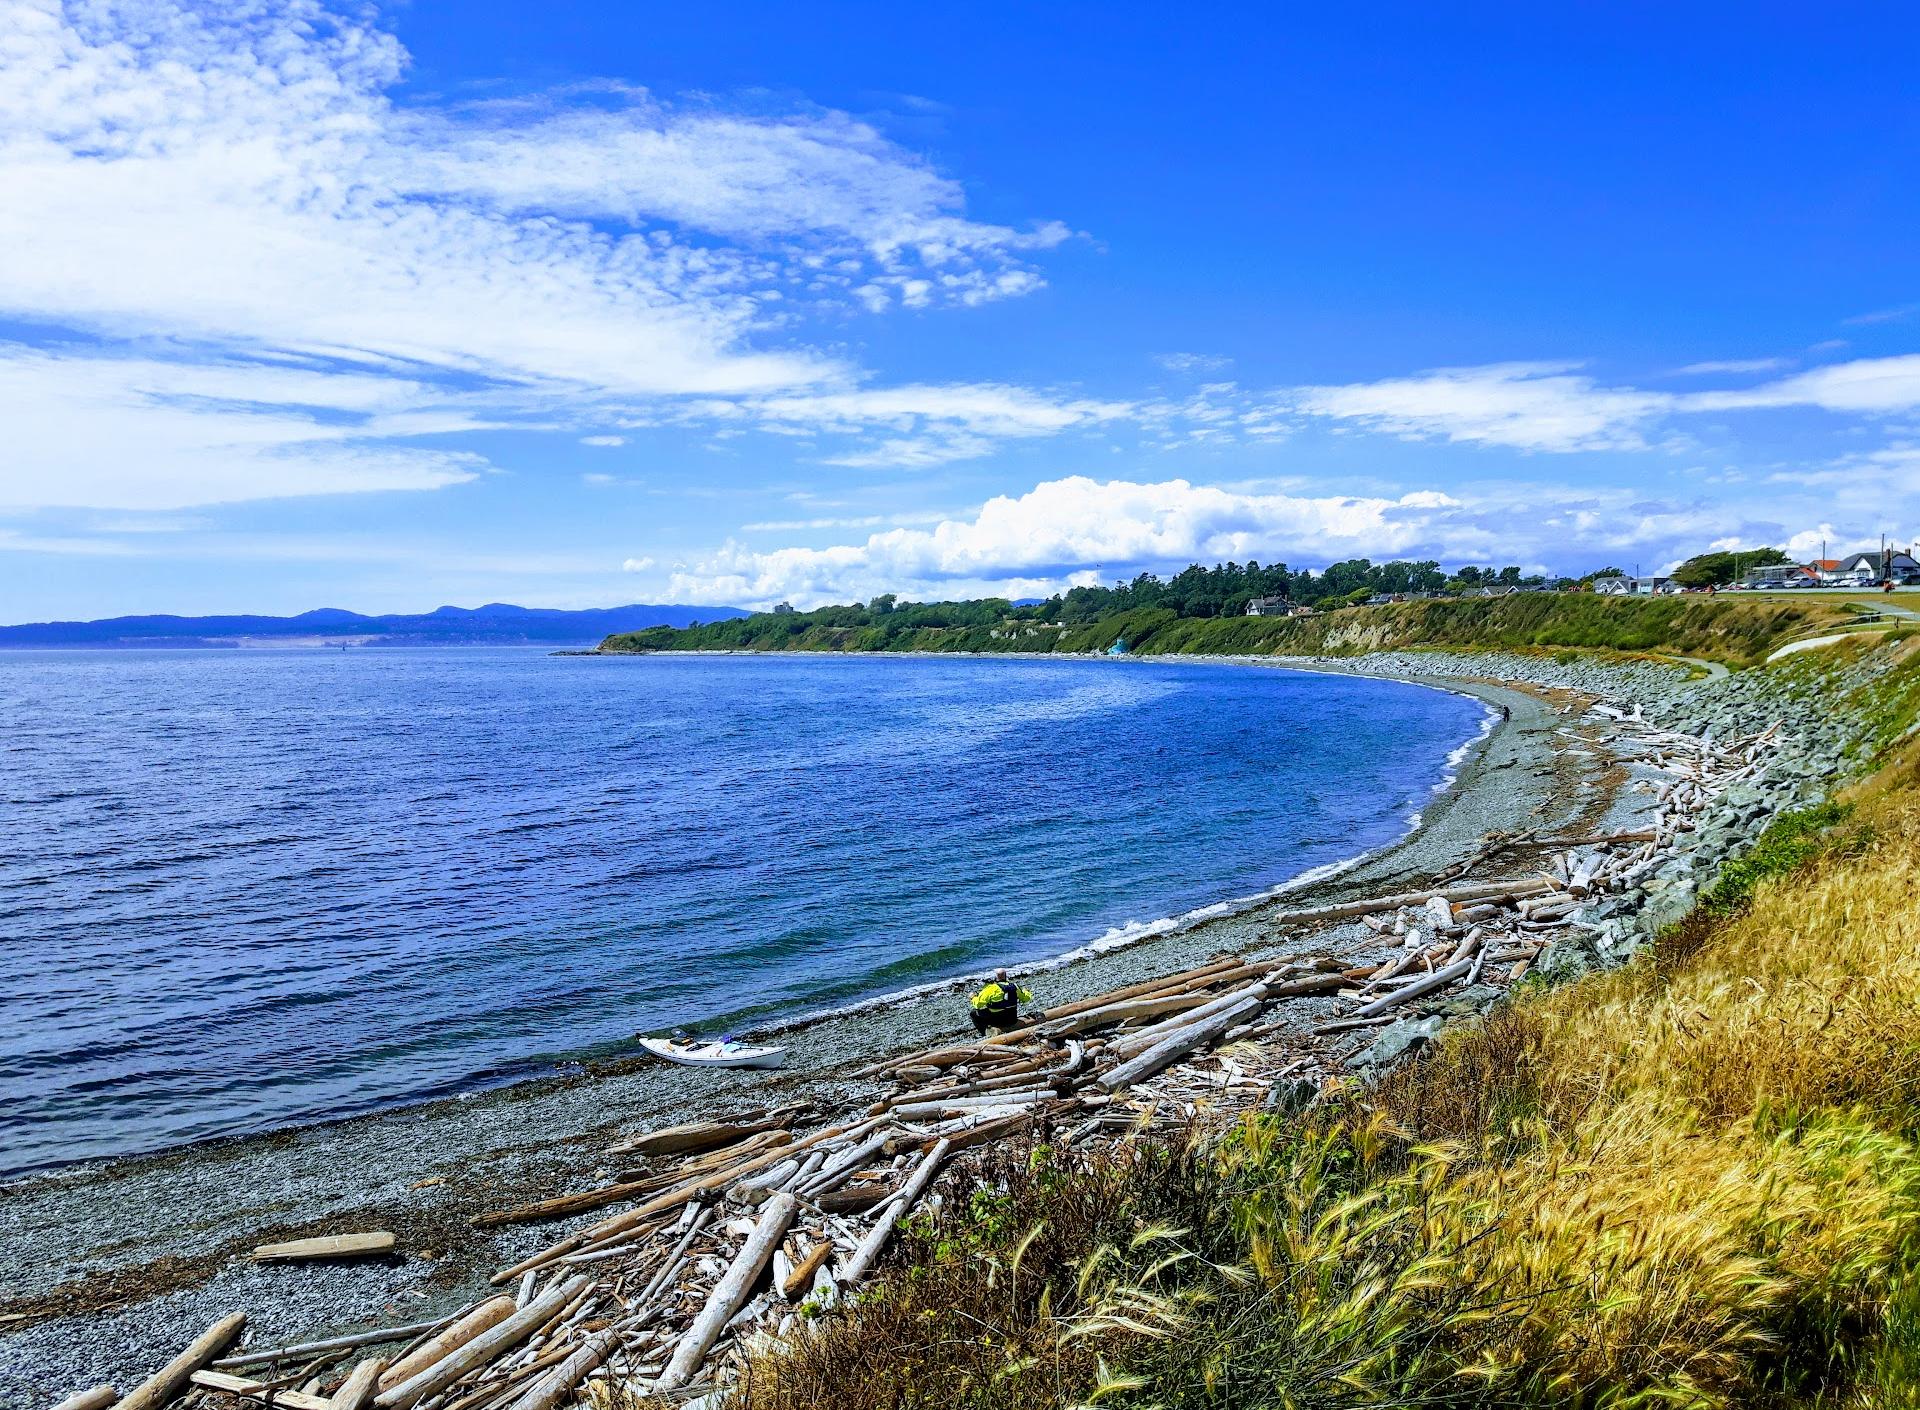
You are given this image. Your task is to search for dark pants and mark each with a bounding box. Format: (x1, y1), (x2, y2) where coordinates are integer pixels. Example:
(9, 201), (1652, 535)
(971, 1008), (1019, 1036)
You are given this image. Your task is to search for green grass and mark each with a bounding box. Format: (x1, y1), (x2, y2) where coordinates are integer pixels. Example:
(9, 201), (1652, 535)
(605, 594), (1856, 666)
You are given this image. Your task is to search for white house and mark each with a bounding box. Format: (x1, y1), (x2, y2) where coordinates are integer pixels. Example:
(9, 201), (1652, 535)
(1245, 595), (1291, 616)
(1834, 551), (1920, 586)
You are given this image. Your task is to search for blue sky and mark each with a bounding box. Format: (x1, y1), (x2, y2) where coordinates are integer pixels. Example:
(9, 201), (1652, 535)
(2, 1), (1917, 618)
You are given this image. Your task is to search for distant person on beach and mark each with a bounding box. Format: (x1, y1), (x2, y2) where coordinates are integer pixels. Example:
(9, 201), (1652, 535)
(969, 969), (1033, 1034)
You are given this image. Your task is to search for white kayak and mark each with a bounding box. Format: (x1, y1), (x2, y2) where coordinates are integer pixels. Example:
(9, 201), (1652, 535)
(637, 1036), (785, 1070)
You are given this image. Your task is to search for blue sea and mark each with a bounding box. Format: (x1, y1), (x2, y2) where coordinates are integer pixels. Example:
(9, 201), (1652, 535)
(0, 650), (1486, 1177)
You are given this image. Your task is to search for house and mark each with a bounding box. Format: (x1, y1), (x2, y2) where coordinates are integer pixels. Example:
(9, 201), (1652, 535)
(1244, 595), (1290, 617)
(1603, 576), (1677, 595)
(1807, 559), (1844, 582)
(1834, 551), (1920, 586)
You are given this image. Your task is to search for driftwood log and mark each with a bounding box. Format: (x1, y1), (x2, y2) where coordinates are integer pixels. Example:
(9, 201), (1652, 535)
(110, 1311), (246, 1410)
(327, 1358), (387, 1410)
(657, 1193), (800, 1391)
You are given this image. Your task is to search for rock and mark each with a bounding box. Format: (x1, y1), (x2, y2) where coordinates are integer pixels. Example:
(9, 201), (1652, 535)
(1263, 1076), (1321, 1114)
(1345, 1015), (1445, 1070)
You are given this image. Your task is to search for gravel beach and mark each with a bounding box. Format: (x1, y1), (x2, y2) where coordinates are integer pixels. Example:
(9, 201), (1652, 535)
(10, 643), (1874, 1406)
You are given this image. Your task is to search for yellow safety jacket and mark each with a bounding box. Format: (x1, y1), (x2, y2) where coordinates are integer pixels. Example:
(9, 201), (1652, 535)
(970, 980), (1032, 1016)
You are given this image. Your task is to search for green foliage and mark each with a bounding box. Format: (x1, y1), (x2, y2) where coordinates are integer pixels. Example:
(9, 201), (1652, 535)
(1697, 802), (1856, 916)
(602, 578), (1854, 664)
(1672, 546), (1792, 588)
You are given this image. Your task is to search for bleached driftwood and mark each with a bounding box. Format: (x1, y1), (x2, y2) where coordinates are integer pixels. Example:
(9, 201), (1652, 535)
(377, 1297), (516, 1390)
(1351, 958), (1474, 1019)
(110, 1311), (246, 1410)
(327, 1357), (387, 1410)
(218, 1319), (446, 1371)
(1097, 1002), (1261, 1091)
(189, 1371), (331, 1409)
(254, 1232), (395, 1263)
(502, 1325), (622, 1410)
(656, 1194), (800, 1391)
(374, 1277), (587, 1410)
(839, 1138), (952, 1285)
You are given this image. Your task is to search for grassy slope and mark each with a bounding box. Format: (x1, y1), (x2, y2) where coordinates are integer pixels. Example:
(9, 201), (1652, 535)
(604, 595), (1859, 667)
(722, 639), (1920, 1410)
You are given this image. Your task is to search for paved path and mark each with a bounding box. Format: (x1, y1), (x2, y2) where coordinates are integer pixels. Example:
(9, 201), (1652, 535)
(1663, 654), (1729, 681)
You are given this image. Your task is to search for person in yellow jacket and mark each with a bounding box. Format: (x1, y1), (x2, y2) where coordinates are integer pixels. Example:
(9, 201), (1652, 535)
(969, 968), (1033, 1035)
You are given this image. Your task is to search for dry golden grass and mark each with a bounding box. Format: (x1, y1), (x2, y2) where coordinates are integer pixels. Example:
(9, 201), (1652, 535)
(726, 731), (1920, 1410)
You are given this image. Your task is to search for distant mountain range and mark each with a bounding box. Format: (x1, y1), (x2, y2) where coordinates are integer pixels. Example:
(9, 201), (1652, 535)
(0, 602), (750, 648)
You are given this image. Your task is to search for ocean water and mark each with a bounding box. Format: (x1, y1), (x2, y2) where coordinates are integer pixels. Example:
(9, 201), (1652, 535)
(0, 650), (1486, 1177)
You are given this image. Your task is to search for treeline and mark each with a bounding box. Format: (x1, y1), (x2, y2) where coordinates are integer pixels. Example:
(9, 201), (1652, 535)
(719, 558), (1562, 644)
(1044, 558), (1551, 622)
(604, 587), (1847, 667)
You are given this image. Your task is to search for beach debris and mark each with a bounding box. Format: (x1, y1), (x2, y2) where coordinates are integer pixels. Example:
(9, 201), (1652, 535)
(325, 1359), (385, 1410)
(44, 702), (1791, 1410)
(188, 1371), (332, 1409)
(252, 1232), (396, 1263)
(109, 1311), (245, 1410)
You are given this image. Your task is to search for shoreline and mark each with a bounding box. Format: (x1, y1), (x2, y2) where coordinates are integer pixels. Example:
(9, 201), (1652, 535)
(3, 655), (1502, 1187)
(0, 654), (1645, 1402)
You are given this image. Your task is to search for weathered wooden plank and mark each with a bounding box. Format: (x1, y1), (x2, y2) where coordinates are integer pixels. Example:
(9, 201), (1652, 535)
(253, 1231), (396, 1263)
(189, 1372), (332, 1410)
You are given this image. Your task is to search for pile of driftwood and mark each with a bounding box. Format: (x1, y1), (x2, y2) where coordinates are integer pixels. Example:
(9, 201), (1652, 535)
(54, 712), (1784, 1410)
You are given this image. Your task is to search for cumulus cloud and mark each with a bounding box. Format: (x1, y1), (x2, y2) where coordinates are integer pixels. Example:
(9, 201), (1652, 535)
(658, 469), (1920, 609)
(663, 475), (1468, 605)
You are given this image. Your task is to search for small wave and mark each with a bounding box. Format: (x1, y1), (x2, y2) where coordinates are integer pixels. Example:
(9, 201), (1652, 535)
(770, 693), (1504, 1036)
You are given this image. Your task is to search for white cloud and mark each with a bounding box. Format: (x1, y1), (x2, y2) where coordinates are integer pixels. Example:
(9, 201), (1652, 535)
(717, 383), (1134, 468)
(581, 435), (627, 447)
(1156, 353), (1233, 373)
(1686, 354), (1920, 414)
(1281, 354), (1920, 455)
(661, 465), (1920, 608)
(397, 95), (1071, 285)
(0, 0), (1077, 508)
(667, 475), (1464, 605)
(1842, 304), (1918, 327)
(1671, 358), (1792, 376)
(1287, 362), (1671, 452)
(0, 345), (482, 511)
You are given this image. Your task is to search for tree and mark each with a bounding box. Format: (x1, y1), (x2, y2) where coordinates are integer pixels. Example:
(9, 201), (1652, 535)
(1670, 547), (1790, 588)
